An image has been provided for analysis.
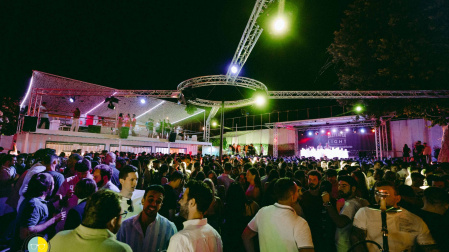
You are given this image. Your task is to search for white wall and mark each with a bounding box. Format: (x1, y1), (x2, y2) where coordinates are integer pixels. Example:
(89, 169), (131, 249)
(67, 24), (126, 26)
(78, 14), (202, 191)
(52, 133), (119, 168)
(226, 128), (296, 145)
(390, 119), (443, 157)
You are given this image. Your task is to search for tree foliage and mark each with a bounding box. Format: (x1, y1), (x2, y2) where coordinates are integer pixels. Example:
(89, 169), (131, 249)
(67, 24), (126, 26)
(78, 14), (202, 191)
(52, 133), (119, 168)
(0, 97), (20, 136)
(328, 0), (449, 126)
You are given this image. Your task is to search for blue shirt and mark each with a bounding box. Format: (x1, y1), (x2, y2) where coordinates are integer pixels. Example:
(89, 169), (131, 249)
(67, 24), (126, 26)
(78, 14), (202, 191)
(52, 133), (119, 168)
(117, 213), (177, 252)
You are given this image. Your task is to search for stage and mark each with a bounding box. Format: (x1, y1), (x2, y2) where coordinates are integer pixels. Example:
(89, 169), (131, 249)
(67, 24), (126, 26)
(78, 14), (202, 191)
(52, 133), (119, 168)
(16, 129), (210, 156)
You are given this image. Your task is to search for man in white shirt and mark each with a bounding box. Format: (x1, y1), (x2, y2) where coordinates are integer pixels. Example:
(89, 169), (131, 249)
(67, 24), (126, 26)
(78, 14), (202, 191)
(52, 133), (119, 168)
(167, 180), (222, 252)
(350, 181), (437, 252)
(93, 164), (120, 193)
(119, 165), (145, 220)
(322, 176), (369, 252)
(38, 102), (50, 129)
(242, 177), (314, 252)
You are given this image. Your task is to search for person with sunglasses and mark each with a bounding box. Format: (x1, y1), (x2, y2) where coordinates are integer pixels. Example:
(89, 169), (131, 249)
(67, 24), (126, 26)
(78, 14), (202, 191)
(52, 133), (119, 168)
(49, 189), (132, 252)
(119, 165), (145, 220)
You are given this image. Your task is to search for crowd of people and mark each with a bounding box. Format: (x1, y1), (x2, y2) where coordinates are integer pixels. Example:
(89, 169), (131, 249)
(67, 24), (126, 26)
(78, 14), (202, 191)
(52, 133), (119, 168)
(0, 148), (448, 252)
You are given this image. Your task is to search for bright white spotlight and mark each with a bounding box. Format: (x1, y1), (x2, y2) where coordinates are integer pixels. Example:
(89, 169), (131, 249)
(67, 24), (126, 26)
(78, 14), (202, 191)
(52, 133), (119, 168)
(212, 122), (217, 127)
(345, 128), (350, 132)
(230, 65), (238, 74)
(254, 95), (266, 106)
(69, 97), (74, 103)
(332, 128), (337, 133)
(340, 131), (343, 134)
(355, 106), (363, 112)
(308, 132), (313, 136)
(360, 128), (366, 133)
(140, 98), (146, 104)
(320, 129), (325, 134)
(272, 16), (287, 33)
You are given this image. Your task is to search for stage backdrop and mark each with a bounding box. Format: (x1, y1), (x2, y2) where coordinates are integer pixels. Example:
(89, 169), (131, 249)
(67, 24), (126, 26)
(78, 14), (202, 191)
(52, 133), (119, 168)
(298, 131), (375, 155)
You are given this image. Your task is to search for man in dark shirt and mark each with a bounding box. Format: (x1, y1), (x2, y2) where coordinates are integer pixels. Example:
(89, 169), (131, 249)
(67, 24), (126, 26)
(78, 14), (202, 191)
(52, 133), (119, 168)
(300, 170), (325, 252)
(160, 171), (184, 221)
(43, 154), (65, 200)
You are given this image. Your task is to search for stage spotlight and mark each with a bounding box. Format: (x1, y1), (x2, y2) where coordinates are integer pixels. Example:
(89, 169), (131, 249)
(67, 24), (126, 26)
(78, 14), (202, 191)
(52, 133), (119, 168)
(254, 95), (266, 106)
(272, 16), (287, 34)
(327, 131), (331, 136)
(332, 128), (337, 133)
(230, 65), (238, 74)
(212, 121), (217, 127)
(345, 128), (349, 132)
(371, 128), (375, 133)
(360, 128), (366, 133)
(321, 129), (325, 134)
(340, 131), (343, 134)
(308, 132), (313, 136)
(355, 105), (363, 113)
(140, 98), (146, 104)
(69, 97), (75, 103)
(107, 102), (115, 110)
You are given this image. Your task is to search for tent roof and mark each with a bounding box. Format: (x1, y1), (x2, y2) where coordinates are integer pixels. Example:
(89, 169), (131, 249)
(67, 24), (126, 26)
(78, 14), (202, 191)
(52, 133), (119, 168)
(23, 71), (205, 125)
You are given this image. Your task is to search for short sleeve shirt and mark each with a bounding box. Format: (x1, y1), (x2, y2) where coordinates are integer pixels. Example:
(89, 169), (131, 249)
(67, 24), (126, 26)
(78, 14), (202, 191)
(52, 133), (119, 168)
(248, 203), (314, 252)
(353, 207), (435, 252)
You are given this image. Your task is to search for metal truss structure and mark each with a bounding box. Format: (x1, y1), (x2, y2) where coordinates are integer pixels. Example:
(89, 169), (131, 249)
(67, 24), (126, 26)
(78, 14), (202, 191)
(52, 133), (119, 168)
(205, 107), (219, 142)
(31, 88), (179, 98)
(177, 75), (268, 107)
(268, 90), (449, 99)
(225, 0), (275, 80)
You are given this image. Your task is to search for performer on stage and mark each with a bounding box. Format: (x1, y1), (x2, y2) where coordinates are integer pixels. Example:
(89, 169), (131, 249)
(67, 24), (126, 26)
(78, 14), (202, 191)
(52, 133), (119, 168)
(71, 108), (81, 132)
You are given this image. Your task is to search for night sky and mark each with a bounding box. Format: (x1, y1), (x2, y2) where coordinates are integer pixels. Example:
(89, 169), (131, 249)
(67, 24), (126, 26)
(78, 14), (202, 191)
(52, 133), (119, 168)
(0, 0), (352, 114)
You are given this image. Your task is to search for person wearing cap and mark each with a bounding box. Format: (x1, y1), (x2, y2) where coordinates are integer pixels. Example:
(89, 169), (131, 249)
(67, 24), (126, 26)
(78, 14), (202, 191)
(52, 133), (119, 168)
(322, 176), (369, 252)
(117, 185), (177, 252)
(159, 170), (184, 221)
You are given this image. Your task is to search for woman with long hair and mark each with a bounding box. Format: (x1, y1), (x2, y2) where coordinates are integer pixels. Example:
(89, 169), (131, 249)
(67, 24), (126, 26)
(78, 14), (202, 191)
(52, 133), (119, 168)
(245, 168), (261, 204)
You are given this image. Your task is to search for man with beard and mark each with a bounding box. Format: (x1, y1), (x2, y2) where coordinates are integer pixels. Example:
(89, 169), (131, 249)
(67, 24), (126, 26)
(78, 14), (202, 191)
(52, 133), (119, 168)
(119, 165), (145, 220)
(93, 164), (120, 193)
(167, 180), (222, 252)
(49, 190), (132, 252)
(299, 170), (324, 251)
(322, 176), (369, 252)
(63, 154), (83, 178)
(117, 185), (177, 252)
(351, 181), (437, 252)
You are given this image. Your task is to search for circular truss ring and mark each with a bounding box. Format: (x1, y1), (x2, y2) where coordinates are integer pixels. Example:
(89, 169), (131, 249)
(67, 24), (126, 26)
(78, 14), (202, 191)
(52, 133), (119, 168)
(177, 75), (268, 108)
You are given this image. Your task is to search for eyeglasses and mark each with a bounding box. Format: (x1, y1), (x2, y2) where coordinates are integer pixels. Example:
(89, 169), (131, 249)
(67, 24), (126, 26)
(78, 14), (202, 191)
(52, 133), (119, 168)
(127, 199), (134, 212)
(120, 211), (128, 218)
(30, 244), (46, 250)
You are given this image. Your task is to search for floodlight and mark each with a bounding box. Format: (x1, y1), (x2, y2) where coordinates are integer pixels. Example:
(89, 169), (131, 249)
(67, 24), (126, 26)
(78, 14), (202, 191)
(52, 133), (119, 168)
(140, 98), (146, 104)
(69, 97), (75, 103)
(107, 102), (115, 110)
(327, 131), (331, 135)
(230, 65), (238, 74)
(308, 132), (313, 136)
(272, 16), (287, 34)
(321, 129), (325, 134)
(340, 131), (343, 134)
(355, 105), (363, 112)
(332, 128), (337, 133)
(212, 121), (217, 127)
(371, 128), (376, 133)
(254, 95), (266, 106)
(345, 128), (350, 132)
(360, 128), (366, 133)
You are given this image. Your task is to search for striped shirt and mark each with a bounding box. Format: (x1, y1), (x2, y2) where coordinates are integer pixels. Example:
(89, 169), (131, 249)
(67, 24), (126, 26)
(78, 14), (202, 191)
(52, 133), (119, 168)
(117, 213), (177, 252)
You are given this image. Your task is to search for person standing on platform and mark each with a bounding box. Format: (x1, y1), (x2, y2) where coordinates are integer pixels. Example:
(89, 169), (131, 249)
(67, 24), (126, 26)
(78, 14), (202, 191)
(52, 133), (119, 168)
(260, 144), (264, 156)
(130, 114), (137, 136)
(38, 102), (50, 129)
(71, 108), (81, 132)
(423, 143), (432, 164)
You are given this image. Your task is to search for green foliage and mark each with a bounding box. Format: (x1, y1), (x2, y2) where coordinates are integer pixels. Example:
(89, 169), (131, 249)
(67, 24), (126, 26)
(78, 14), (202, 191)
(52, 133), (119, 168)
(328, 0), (449, 125)
(185, 103), (198, 115)
(156, 119), (172, 134)
(211, 137), (227, 149)
(0, 97), (20, 136)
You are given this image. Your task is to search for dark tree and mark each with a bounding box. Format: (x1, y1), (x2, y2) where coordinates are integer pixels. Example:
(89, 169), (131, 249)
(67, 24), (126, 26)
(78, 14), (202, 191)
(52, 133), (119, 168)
(0, 97), (20, 136)
(328, 0), (449, 161)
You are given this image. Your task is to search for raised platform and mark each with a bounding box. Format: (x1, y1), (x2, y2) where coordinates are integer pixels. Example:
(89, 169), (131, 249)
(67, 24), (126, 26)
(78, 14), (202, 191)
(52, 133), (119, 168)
(16, 129), (210, 155)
